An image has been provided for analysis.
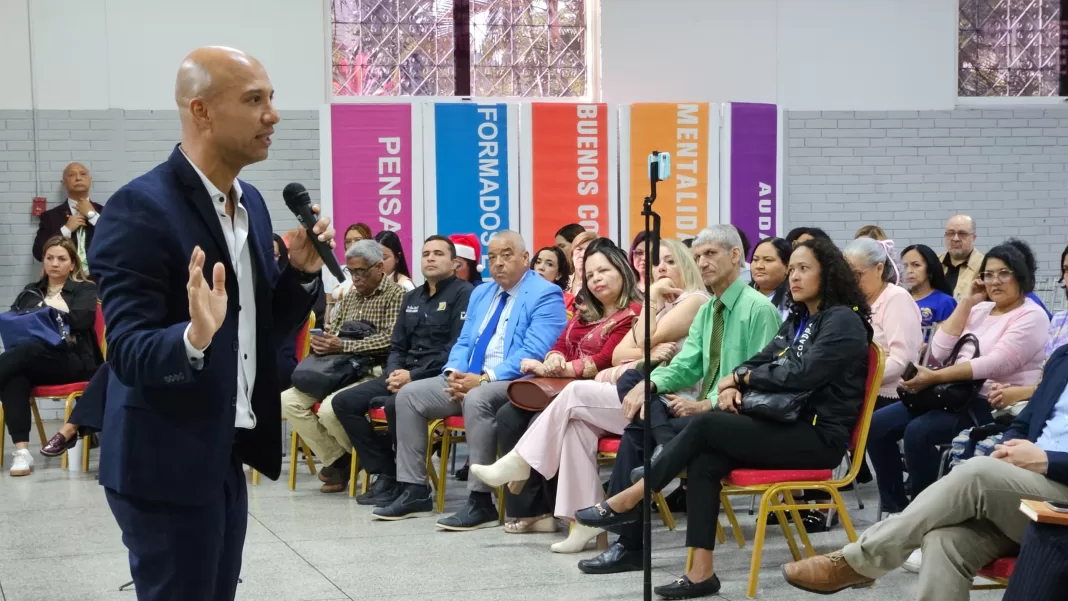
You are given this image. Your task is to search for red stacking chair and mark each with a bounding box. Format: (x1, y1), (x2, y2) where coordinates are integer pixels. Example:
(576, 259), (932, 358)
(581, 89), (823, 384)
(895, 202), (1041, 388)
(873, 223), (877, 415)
(973, 556), (1016, 590)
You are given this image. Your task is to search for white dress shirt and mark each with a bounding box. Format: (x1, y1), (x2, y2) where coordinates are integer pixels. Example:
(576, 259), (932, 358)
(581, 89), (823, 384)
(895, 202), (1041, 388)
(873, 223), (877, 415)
(58, 198), (99, 238)
(179, 150), (259, 430)
(479, 272), (527, 381)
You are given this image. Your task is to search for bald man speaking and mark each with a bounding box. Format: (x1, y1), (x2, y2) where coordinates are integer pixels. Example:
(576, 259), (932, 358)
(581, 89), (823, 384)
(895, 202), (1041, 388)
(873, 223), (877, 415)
(89, 47), (335, 601)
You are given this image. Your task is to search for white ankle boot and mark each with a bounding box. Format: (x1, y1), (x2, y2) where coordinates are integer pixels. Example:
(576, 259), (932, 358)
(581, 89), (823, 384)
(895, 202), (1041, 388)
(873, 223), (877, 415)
(469, 450), (530, 487)
(10, 449), (34, 476)
(551, 523), (604, 553)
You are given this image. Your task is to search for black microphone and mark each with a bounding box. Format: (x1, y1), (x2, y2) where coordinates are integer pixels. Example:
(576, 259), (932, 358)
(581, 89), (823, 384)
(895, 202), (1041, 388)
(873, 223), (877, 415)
(282, 182), (345, 281)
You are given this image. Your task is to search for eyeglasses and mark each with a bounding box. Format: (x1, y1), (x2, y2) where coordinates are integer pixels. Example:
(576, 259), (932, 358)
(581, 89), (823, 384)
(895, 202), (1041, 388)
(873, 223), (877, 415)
(944, 230), (975, 240)
(631, 248), (645, 258)
(350, 264), (381, 280)
(979, 269), (1014, 283)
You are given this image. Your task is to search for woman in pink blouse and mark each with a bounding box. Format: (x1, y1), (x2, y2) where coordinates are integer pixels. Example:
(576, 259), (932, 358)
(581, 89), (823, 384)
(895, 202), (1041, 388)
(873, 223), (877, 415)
(869, 239), (1050, 514)
(845, 237), (924, 409)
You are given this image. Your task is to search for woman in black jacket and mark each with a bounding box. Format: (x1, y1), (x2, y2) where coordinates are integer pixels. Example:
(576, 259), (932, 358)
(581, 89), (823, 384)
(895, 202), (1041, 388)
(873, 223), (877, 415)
(574, 239), (873, 599)
(3, 236), (101, 476)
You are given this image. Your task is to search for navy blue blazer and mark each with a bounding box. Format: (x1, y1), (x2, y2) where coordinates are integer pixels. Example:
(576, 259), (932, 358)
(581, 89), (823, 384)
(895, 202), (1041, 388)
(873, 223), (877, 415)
(89, 146), (316, 506)
(1004, 344), (1068, 486)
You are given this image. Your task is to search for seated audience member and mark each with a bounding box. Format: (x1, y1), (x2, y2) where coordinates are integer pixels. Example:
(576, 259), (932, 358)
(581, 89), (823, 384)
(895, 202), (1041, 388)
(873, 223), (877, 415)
(902, 243), (957, 339)
(566, 231), (597, 313)
(33, 163), (104, 274)
(280, 240), (405, 493)
(327, 223), (373, 302)
(332, 236), (472, 507)
(449, 233), (484, 287)
(372, 231), (566, 526)
(785, 226), (831, 247)
(530, 246), (573, 311)
(845, 238), (923, 410)
(980, 242), (1068, 415)
(554, 223), (587, 267)
(1002, 522), (1068, 601)
(734, 226), (752, 284)
(574, 226), (782, 576)
(485, 239), (641, 536)
(628, 232), (648, 292)
(783, 343), (1068, 601)
(474, 239), (708, 552)
(749, 237), (792, 320)
(940, 214), (984, 300)
(578, 238), (872, 597)
(375, 230), (416, 292)
(869, 239), (1050, 518)
(854, 224), (887, 240)
(41, 363), (110, 458)
(3, 237), (102, 475)
(273, 234), (299, 391)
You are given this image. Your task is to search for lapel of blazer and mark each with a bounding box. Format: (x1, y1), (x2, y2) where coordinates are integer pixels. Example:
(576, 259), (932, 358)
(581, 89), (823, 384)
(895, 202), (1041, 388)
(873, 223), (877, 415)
(167, 145), (230, 268)
(503, 272), (532, 353)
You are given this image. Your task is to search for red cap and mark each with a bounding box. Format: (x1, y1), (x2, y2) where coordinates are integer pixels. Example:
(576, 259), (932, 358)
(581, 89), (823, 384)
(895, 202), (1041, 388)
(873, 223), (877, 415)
(450, 233), (481, 266)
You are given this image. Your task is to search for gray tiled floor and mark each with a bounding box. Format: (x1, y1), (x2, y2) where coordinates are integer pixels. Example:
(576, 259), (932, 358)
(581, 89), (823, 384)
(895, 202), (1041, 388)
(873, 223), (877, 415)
(0, 423), (1007, 601)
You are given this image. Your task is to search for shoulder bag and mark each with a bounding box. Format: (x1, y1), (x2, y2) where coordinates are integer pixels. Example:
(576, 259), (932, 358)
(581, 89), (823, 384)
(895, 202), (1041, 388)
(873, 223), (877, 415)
(897, 333), (986, 415)
(508, 377), (576, 412)
(0, 289), (70, 353)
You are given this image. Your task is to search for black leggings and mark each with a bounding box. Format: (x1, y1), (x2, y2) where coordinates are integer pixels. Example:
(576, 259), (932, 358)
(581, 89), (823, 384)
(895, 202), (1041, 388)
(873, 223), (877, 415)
(496, 403), (557, 518)
(1, 339), (90, 444)
(644, 410), (844, 550)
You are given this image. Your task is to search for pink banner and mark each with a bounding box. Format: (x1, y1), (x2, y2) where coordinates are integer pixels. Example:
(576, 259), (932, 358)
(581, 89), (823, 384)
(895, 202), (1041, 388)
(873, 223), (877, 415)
(330, 104), (413, 262)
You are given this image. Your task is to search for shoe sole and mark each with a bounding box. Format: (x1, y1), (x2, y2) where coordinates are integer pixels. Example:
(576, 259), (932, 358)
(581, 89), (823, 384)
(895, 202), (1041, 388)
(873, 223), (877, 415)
(901, 562), (920, 573)
(780, 567), (874, 595)
(10, 468), (33, 477)
(435, 520), (500, 532)
(654, 587), (721, 600)
(372, 510), (435, 521)
(578, 562), (642, 575)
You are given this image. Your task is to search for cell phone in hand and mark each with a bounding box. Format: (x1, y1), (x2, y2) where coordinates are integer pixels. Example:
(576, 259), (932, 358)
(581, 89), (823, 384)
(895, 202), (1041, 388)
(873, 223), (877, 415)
(902, 362), (918, 381)
(309, 328), (324, 337)
(1045, 501), (1068, 513)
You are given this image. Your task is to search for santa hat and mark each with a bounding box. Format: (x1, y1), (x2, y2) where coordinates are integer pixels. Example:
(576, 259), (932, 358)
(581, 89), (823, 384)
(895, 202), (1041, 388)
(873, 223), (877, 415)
(450, 233), (481, 267)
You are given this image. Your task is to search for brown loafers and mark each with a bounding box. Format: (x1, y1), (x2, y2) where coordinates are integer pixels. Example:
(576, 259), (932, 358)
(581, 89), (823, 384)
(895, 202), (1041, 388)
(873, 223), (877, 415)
(40, 432), (77, 457)
(782, 551), (875, 595)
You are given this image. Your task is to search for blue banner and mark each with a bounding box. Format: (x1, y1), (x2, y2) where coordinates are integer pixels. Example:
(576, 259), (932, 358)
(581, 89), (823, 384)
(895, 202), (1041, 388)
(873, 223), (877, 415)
(434, 103), (511, 275)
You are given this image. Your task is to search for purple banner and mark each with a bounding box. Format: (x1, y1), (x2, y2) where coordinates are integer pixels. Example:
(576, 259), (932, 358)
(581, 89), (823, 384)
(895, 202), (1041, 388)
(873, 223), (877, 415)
(729, 103), (778, 248)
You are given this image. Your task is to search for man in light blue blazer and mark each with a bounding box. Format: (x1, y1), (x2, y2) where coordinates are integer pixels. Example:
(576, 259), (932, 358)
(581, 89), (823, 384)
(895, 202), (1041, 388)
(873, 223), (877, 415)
(374, 230), (567, 529)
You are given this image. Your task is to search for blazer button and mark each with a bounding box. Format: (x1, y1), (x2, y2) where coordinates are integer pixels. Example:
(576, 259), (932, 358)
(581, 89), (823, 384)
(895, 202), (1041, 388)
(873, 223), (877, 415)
(231, 395), (237, 406)
(232, 342), (239, 352)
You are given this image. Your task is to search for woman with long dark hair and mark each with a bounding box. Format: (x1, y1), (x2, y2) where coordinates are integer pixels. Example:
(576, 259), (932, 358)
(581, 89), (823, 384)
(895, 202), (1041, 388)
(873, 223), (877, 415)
(750, 237), (792, 319)
(530, 246), (573, 311)
(374, 230), (414, 292)
(555, 223), (586, 268)
(574, 239), (873, 597)
(901, 243), (957, 334)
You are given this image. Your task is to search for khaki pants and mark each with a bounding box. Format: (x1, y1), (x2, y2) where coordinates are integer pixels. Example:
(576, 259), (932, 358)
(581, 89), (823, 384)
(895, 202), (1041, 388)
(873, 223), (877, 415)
(280, 368), (381, 467)
(844, 455), (1068, 601)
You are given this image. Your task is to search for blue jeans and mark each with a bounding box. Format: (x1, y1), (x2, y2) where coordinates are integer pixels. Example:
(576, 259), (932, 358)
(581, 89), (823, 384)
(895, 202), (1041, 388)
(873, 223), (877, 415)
(868, 398), (992, 512)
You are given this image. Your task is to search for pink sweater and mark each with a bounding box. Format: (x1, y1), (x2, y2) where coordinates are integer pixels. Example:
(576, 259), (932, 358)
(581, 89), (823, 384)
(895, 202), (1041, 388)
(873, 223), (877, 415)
(871, 284), (924, 398)
(930, 298), (1050, 398)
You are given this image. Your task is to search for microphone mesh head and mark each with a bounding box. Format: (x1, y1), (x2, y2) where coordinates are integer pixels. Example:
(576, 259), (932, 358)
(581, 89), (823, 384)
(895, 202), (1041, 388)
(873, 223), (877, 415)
(283, 182), (308, 208)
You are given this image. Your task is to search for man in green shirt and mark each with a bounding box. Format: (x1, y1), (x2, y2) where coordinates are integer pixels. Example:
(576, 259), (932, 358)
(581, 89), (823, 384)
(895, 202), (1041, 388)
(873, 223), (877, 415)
(578, 225), (782, 575)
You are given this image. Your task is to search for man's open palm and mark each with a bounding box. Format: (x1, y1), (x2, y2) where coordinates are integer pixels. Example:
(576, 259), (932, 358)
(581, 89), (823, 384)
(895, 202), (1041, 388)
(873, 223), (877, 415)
(187, 246), (228, 350)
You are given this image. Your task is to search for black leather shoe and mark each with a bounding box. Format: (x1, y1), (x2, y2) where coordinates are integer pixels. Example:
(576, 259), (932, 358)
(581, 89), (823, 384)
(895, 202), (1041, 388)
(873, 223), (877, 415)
(653, 574), (721, 599)
(629, 445), (662, 483)
(373, 482), (404, 508)
(578, 542), (643, 574)
(372, 485), (434, 521)
(575, 502), (640, 530)
(357, 475), (398, 506)
(436, 498), (499, 531)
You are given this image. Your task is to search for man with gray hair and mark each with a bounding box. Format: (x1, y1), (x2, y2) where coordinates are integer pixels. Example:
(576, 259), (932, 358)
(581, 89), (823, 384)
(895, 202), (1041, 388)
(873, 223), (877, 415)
(939, 214), (983, 300)
(280, 238), (406, 493)
(374, 229), (566, 529)
(578, 225), (781, 575)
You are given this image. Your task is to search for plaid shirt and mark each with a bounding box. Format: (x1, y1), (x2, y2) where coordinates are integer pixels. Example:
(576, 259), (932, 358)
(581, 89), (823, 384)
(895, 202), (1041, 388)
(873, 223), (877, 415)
(328, 275), (405, 357)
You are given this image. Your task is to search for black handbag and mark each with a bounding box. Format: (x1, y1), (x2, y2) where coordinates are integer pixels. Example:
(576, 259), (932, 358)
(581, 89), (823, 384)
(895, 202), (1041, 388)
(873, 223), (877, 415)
(897, 333), (986, 414)
(739, 389), (811, 423)
(291, 354), (371, 401)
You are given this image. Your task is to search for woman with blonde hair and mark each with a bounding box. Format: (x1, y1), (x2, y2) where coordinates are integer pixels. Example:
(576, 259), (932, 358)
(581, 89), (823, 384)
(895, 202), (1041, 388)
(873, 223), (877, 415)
(3, 237), (101, 476)
(565, 231), (597, 314)
(472, 238), (709, 553)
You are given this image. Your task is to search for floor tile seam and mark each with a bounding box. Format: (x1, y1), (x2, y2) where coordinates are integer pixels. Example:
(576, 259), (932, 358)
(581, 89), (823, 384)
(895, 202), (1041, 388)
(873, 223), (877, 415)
(246, 511), (355, 601)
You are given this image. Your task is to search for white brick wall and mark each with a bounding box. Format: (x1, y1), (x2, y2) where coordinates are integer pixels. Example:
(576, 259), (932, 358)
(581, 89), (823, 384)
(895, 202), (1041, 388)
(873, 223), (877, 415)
(784, 108), (1068, 277)
(0, 109), (319, 304)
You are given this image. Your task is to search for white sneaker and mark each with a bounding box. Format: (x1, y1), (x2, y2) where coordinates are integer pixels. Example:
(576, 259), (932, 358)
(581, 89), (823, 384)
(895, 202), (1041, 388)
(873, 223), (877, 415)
(10, 449), (34, 476)
(902, 549), (921, 573)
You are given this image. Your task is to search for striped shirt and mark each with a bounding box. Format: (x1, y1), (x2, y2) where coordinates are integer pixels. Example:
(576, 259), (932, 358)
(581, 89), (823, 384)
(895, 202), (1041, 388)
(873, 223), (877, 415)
(479, 273), (527, 380)
(328, 275), (405, 357)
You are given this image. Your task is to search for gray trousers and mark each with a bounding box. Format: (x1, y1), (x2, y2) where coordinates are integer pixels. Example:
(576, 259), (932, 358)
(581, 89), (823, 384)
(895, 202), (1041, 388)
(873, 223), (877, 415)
(844, 455), (1068, 601)
(394, 376), (511, 494)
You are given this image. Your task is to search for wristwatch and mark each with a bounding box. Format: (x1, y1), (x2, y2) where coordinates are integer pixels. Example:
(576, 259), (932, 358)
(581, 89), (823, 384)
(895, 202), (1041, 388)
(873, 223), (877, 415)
(732, 366), (751, 392)
(478, 374), (490, 385)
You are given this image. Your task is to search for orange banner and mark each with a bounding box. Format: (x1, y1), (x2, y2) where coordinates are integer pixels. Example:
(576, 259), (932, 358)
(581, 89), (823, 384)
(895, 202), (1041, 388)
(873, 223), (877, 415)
(530, 103), (610, 248)
(627, 103), (711, 242)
